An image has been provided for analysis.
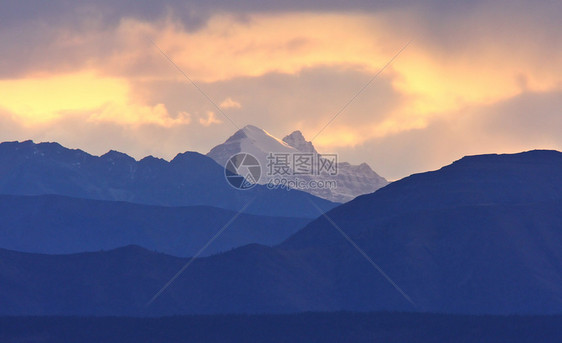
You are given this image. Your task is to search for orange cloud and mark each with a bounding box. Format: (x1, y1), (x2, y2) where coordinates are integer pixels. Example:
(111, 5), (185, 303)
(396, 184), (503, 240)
(0, 71), (128, 124)
(140, 13), (561, 148)
(150, 13), (390, 82)
(199, 111), (222, 126)
(89, 104), (191, 127)
(219, 97), (241, 109)
(0, 71), (192, 128)
(1, 8), (561, 168)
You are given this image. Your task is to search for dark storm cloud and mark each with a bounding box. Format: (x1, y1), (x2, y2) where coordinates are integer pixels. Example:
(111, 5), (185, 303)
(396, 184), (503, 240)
(0, 0), (505, 30)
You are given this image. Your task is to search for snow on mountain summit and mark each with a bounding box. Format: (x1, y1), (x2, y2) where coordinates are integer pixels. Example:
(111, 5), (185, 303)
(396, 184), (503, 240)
(208, 125), (297, 167)
(207, 125), (389, 202)
(282, 131), (318, 154)
(238, 125), (296, 153)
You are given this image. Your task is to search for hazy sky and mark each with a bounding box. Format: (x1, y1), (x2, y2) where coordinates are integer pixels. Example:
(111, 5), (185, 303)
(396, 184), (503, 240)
(1, 0), (561, 179)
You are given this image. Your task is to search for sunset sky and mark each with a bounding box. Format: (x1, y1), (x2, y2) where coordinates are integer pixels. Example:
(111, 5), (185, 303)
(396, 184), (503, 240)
(1, 0), (561, 180)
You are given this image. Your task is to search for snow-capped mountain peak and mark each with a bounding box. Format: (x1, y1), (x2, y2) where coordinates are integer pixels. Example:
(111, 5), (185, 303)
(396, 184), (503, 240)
(237, 125), (295, 151)
(282, 131), (318, 154)
(207, 125), (296, 167)
(207, 125), (389, 202)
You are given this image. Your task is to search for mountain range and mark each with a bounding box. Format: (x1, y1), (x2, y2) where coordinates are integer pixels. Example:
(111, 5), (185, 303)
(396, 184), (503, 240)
(0, 139), (337, 218)
(207, 125), (388, 202)
(1, 150), (560, 316)
(0, 194), (310, 257)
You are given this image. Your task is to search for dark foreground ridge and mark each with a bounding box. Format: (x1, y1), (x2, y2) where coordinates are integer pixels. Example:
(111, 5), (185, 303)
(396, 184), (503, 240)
(1, 312), (561, 343)
(0, 150), (561, 315)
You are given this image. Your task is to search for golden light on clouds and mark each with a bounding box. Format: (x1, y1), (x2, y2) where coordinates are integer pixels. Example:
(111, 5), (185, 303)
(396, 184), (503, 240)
(89, 103), (191, 127)
(139, 13), (561, 148)
(4, 12), (559, 136)
(153, 13), (391, 82)
(0, 71), (128, 124)
(313, 127), (364, 148)
(0, 71), (192, 128)
(219, 97), (241, 109)
(0, 5), (560, 177)
(393, 47), (562, 118)
(199, 111), (223, 126)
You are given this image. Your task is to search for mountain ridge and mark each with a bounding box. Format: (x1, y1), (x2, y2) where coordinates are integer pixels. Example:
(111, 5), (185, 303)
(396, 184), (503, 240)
(0, 193), (312, 257)
(0, 139), (338, 217)
(0, 150), (560, 315)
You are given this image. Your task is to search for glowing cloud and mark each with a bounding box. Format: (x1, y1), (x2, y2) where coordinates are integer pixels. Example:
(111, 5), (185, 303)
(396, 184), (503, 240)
(199, 111), (222, 126)
(143, 13), (561, 148)
(89, 104), (191, 127)
(150, 13), (392, 82)
(0, 71), (128, 124)
(0, 71), (193, 128)
(1, 3), (561, 179)
(219, 97), (242, 109)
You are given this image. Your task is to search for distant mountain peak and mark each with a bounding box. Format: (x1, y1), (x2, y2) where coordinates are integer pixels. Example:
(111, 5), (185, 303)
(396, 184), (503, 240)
(0, 139), (336, 217)
(101, 150), (136, 163)
(207, 125), (388, 202)
(171, 151), (215, 165)
(139, 155), (167, 164)
(207, 125), (297, 168)
(227, 125), (264, 141)
(282, 130), (318, 154)
(241, 124), (265, 133)
(233, 125), (294, 149)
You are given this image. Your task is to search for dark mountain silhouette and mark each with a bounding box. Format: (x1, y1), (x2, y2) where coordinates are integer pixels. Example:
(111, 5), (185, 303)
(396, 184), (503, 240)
(1, 313), (561, 343)
(0, 194), (311, 257)
(0, 150), (561, 316)
(283, 149), (562, 249)
(0, 140), (337, 217)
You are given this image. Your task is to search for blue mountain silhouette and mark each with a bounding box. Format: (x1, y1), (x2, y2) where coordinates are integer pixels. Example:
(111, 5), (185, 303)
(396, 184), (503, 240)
(0, 140), (337, 217)
(0, 150), (560, 316)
